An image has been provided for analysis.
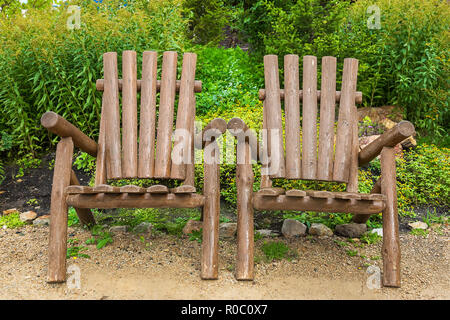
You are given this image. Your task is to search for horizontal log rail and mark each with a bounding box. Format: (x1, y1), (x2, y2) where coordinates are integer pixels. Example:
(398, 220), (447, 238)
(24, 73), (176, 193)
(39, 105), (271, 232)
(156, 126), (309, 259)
(258, 89), (363, 104)
(253, 195), (385, 214)
(41, 112), (98, 157)
(66, 193), (205, 209)
(359, 121), (415, 166)
(96, 79), (202, 93)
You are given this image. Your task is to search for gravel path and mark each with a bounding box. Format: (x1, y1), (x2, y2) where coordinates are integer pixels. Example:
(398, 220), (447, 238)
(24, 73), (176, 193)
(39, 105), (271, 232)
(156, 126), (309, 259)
(0, 224), (448, 300)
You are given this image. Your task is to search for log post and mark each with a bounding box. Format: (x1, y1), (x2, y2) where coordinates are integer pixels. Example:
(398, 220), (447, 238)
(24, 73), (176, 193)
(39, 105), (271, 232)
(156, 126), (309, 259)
(69, 170), (96, 226)
(352, 178), (381, 223)
(48, 137), (74, 283)
(380, 147), (401, 287)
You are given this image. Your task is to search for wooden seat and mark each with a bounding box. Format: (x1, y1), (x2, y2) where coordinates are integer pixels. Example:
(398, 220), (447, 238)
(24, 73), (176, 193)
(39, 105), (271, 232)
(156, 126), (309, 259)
(228, 54), (415, 287)
(41, 51), (226, 283)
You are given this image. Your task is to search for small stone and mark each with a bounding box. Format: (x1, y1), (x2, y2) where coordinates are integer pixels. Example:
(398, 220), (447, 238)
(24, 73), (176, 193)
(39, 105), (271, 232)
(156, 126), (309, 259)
(370, 228), (383, 237)
(256, 229), (279, 237)
(219, 223), (237, 239)
(134, 222), (153, 234)
(308, 223), (333, 237)
(16, 179), (23, 183)
(19, 211), (37, 223)
(182, 220), (203, 235)
(281, 219), (307, 238)
(109, 225), (129, 233)
(335, 223), (367, 238)
(408, 221), (428, 230)
(33, 215), (50, 226)
(3, 208), (19, 216)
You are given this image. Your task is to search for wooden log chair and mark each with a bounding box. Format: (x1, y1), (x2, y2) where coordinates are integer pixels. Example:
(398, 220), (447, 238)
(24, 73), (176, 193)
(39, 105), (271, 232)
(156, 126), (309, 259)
(227, 55), (415, 287)
(41, 51), (226, 283)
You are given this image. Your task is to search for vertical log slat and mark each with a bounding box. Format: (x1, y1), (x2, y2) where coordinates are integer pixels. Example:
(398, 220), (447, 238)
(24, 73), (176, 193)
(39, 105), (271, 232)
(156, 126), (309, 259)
(333, 58), (358, 182)
(121, 50), (138, 178)
(171, 52), (197, 180)
(301, 55), (318, 180)
(263, 55), (285, 178)
(184, 90), (196, 186)
(103, 52), (122, 179)
(138, 51), (158, 178)
(317, 56), (336, 181)
(284, 54), (301, 179)
(260, 100), (272, 188)
(95, 94), (107, 185)
(154, 51), (178, 178)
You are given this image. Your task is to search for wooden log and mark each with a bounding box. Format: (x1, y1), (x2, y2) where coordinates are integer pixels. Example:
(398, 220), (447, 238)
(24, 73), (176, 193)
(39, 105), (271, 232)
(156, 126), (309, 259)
(96, 79), (202, 93)
(48, 137), (73, 283)
(306, 190), (334, 198)
(359, 121), (415, 166)
(317, 56), (337, 181)
(69, 170), (96, 226)
(285, 189), (306, 197)
(195, 118), (227, 149)
(333, 58), (359, 182)
(66, 193), (205, 208)
(333, 191), (361, 200)
(92, 184), (121, 193)
(380, 147), (401, 287)
(258, 89), (362, 104)
(147, 185), (169, 193)
(121, 50), (138, 178)
(260, 100), (272, 189)
(95, 95), (107, 185)
(119, 185), (146, 193)
(41, 112), (97, 157)
(171, 53), (197, 180)
(201, 144), (220, 279)
(346, 111), (360, 192)
(301, 55), (318, 180)
(154, 51), (177, 178)
(226, 117), (258, 163)
(253, 195), (385, 214)
(351, 177), (383, 224)
(257, 187), (285, 196)
(103, 52), (122, 179)
(263, 55), (285, 178)
(236, 139), (254, 280)
(171, 185), (196, 193)
(183, 89), (196, 186)
(284, 54), (301, 179)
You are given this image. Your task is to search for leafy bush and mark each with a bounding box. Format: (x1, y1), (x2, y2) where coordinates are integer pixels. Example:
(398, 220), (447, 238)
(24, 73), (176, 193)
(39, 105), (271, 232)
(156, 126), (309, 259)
(0, 212), (25, 229)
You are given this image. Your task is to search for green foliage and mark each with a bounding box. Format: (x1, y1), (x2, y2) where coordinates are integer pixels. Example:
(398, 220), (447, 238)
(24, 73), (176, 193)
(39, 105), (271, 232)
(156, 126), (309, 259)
(67, 207), (80, 227)
(67, 238), (90, 259)
(260, 240), (294, 262)
(183, 0), (229, 44)
(410, 228), (429, 238)
(188, 229), (202, 243)
(0, 212), (25, 228)
(360, 232), (382, 245)
(73, 152), (96, 174)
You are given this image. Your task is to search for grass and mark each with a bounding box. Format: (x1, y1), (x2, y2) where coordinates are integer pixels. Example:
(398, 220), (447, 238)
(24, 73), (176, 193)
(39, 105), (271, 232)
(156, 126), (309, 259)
(260, 241), (297, 262)
(0, 212), (25, 229)
(360, 232), (382, 245)
(410, 229), (429, 237)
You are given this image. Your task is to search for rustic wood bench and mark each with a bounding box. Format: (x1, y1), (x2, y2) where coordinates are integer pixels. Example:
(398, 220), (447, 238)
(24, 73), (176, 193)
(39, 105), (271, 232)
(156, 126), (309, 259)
(42, 51), (226, 283)
(228, 55), (415, 287)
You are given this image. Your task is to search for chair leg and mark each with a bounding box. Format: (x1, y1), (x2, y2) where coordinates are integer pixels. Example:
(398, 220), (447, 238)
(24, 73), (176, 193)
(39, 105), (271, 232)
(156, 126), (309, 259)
(380, 147), (401, 287)
(201, 161), (220, 279)
(70, 170), (96, 226)
(236, 142), (254, 280)
(48, 137), (74, 283)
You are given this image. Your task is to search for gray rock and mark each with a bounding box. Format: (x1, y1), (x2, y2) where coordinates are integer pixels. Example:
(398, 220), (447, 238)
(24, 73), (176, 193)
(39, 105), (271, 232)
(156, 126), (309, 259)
(256, 229), (279, 238)
(408, 221), (428, 230)
(335, 223), (367, 238)
(219, 222), (237, 239)
(134, 222), (153, 234)
(109, 225), (129, 233)
(33, 215), (50, 226)
(370, 228), (383, 237)
(182, 220), (203, 235)
(281, 219), (307, 238)
(309, 223), (333, 237)
(19, 211), (37, 223)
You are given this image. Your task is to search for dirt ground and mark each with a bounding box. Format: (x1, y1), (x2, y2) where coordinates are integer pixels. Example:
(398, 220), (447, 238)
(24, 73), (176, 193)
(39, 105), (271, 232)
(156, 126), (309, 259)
(0, 223), (448, 300)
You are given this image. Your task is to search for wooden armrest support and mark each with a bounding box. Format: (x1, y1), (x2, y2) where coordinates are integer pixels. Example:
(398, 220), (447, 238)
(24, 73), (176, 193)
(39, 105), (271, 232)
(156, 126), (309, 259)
(41, 111), (98, 157)
(226, 117), (258, 142)
(358, 120), (415, 166)
(195, 118), (227, 149)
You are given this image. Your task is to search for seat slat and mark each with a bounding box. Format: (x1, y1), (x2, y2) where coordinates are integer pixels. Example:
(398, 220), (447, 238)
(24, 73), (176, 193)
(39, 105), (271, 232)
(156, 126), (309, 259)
(306, 190), (334, 198)
(103, 52), (122, 179)
(154, 51), (178, 178)
(317, 56), (337, 181)
(122, 51), (138, 178)
(93, 184), (121, 193)
(257, 187), (285, 196)
(119, 185), (146, 193)
(333, 58), (359, 182)
(171, 185), (197, 194)
(285, 189), (306, 197)
(147, 185), (169, 194)
(302, 56), (318, 180)
(263, 55), (285, 178)
(284, 55), (301, 179)
(171, 53), (197, 180)
(360, 193), (385, 201)
(334, 192), (361, 200)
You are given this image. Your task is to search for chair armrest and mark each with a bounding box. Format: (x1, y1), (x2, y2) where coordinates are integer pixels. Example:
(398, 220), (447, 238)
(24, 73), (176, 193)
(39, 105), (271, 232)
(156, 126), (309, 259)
(358, 120), (415, 166)
(195, 118), (227, 149)
(41, 111), (98, 157)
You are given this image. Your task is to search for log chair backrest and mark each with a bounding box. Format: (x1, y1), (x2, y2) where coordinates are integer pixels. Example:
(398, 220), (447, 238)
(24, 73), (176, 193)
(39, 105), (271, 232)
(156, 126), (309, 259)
(260, 55), (360, 184)
(94, 51), (200, 184)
